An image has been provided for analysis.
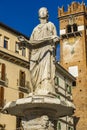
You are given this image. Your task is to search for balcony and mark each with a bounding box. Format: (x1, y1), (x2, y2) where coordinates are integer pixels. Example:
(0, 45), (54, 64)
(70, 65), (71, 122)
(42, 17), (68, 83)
(60, 31), (82, 39)
(17, 80), (30, 93)
(19, 86), (29, 94)
(0, 72), (8, 87)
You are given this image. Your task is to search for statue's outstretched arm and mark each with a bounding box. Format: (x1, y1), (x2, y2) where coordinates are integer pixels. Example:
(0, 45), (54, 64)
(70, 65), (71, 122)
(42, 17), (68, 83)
(18, 35), (59, 49)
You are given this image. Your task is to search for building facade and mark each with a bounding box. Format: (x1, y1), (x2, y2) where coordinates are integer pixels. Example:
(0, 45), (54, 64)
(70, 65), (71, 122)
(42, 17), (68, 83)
(55, 63), (76, 130)
(0, 23), (31, 130)
(58, 1), (87, 130)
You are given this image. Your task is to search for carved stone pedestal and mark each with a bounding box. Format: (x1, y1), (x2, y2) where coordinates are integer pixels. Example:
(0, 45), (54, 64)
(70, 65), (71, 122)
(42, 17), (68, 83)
(2, 95), (75, 130)
(22, 115), (54, 130)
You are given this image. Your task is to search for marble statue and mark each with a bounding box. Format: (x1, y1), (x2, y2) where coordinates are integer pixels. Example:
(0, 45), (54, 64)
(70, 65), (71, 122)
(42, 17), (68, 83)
(29, 7), (59, 95)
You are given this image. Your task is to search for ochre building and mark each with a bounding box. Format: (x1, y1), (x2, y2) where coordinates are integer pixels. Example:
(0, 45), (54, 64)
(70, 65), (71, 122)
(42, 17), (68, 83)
(0, 22), (31, 130)
(58, 1), (87, 130)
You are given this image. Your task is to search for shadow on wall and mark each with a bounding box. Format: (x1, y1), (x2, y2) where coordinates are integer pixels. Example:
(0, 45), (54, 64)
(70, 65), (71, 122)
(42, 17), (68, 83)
(74, 116), (80, 130)
(0, 124), (6, 130)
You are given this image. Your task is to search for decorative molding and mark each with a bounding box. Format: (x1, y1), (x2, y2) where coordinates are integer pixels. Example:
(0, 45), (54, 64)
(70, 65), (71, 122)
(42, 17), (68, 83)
(0, 50), (29, 69)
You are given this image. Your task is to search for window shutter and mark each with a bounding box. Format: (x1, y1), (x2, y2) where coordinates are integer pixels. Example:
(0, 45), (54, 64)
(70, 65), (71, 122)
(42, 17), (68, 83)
(57, 122), (61, 130)
(19, 71), (25, 87)
(0, 87), (4, 107)
(1, 64), (5, 81)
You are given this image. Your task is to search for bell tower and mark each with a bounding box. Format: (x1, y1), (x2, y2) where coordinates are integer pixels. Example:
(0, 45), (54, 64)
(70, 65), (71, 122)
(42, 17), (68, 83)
(58, 2), (87, 130)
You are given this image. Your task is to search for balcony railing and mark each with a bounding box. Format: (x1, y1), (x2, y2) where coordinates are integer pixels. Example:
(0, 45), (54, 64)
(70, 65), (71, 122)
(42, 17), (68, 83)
(17, 79), (30, 93)
(0, 99), (6, 110)
(60, 31), (82, 39)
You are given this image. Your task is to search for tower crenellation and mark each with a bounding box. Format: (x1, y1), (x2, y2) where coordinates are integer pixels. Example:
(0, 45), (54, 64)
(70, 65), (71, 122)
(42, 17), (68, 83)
(58, 2), (86, 17)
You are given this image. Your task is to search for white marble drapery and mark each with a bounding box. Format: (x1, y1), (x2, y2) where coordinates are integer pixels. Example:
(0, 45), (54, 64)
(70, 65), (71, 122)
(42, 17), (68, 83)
(29, 21), (58, 95)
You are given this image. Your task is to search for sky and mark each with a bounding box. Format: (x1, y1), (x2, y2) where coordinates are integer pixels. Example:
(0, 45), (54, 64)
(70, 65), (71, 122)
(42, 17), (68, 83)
(0, 0), (86, 60)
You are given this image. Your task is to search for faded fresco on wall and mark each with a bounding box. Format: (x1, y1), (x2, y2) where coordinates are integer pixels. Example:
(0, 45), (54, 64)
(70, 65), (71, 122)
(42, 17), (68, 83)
(62, 36), (83, 63)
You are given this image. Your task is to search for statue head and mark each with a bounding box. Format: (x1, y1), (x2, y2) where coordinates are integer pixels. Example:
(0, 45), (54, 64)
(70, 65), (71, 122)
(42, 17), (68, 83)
(38, 7), (49, 19)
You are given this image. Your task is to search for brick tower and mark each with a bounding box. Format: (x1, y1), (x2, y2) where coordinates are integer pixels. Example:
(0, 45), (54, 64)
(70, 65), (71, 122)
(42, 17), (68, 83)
(58, 2), (87, 130)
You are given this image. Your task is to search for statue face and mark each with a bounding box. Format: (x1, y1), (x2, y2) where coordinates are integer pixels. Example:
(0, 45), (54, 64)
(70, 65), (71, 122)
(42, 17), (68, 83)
(39, 7), (48, 19)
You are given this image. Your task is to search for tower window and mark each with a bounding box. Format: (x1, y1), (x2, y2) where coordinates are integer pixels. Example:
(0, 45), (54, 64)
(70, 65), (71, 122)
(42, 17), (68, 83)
(66, 24), (78, 33)
(67, 25), (72, 33)
(72, 81), (76, 86)
(73, 24), (77, 32)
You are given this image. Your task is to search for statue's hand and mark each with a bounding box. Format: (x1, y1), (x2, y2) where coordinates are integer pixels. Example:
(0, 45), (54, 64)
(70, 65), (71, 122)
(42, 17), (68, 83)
(52, 35), (60, 43)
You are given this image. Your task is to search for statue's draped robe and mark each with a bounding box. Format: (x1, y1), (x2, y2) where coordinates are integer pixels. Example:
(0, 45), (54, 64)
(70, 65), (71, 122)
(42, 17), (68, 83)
(30, 22), (57, 94)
